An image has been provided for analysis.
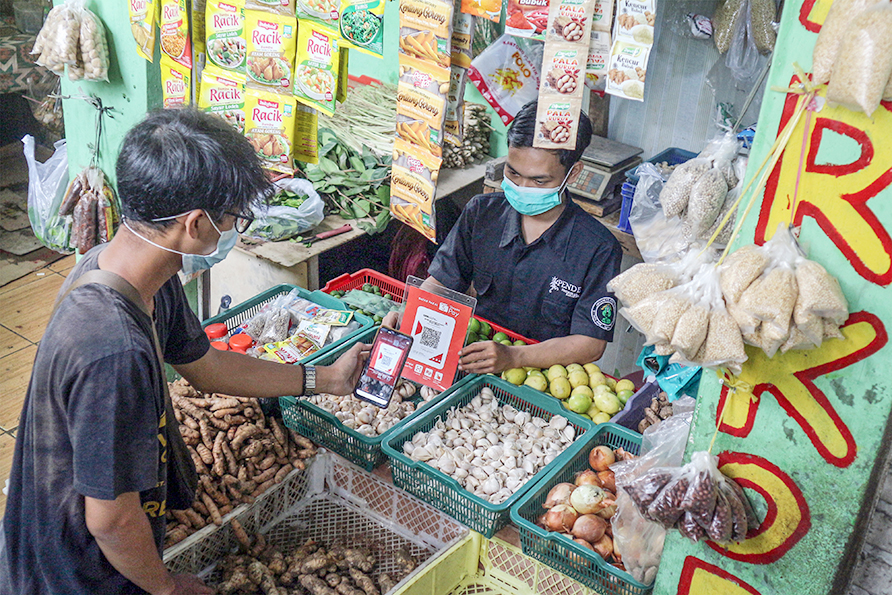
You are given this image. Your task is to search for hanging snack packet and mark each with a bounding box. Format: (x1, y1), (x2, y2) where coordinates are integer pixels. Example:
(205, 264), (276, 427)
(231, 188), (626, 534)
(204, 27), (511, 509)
(584, 30), (610, 92)
(294, 103), (320, 164)
(339, 0), (385, 58)
(294, 23), (341, 116)
(160, 0), (192, 68)
(245, 9), (296, 94)
(451, 10), (475, 68)
(391, 139), (440, 241)
(605, 39), (649, 101)
(244, 88), (297, 174)
(161, 54), (192, 108)
(206, 0), (246, 72)
(199, 65), (247, 131)
(398, 0), (453, 69)
(505, 0), (550, 39)
(129, 0), (159, 62)
(468, 33), (541, 125)
(396, 64), (449, 157)
(461, 0), (502, 24)
(444, 67), (468, 145)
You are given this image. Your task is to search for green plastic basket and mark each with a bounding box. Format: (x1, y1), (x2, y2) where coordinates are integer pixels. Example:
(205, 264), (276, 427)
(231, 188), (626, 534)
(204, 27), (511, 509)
(201, 284), (374, 364)
(381, 376), (595, 539)
(510, 424), (650, 595)
(280, 328), (473, 471)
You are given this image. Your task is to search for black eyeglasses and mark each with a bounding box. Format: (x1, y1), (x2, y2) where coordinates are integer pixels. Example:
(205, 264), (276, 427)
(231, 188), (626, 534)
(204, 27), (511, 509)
(221, 210), (255, 234)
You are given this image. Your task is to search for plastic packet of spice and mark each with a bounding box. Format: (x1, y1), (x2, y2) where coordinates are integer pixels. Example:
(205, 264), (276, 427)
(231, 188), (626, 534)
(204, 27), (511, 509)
(451, 10), (475, 68)
(533, 96), (582, 149)
(243, 88), (297, 174)
(296, 0), (339, 32)
(592, 0), (614, 31)
(129, 0), (159, 62)
(615, 0), (655, 45)
(339, 0), (386, 58)
(541, 45), (585, 97)
(605, 39), (649, 101)
(199, 65), (247, 131)
(462, 0), (502, 24)
(444, 67), (468, 145)
(263, 331), (322, 363)
(505, 0), (550, 39)
(294, 103), (319, 164)
(161, 54), (192, 108)
(546, 0), (596, 44)
(584, 30), (610, 92)
(246, 0), (293, 17)
(293, 23), (341, 116)
(468, 33), (541, 125)
(397, 77), (448, 157)
(160, 0), (192, 68)
(206, 0), (246, 73)
(245, 9), (296, 94)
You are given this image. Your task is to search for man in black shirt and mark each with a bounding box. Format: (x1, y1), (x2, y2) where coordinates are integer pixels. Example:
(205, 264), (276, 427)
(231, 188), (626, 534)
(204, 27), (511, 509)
(427, 101), (622, 374)
(1, 110), (367, 595)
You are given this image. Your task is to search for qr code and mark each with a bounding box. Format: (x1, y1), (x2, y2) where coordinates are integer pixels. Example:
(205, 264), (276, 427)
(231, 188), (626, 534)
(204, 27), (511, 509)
(420, 326), (441, 349)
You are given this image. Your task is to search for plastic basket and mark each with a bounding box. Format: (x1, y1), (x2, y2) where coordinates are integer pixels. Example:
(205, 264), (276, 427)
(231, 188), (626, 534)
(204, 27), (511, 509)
(398, 533), (597, 595)
(201, 284), (375, 364)
(279, 328), (473, 471)
(382, 376), (594, 538)
(164, 453), (469, 593)
(510, 424), (648, 595)
(323, 268), (407, 302)
(609, 380), (662, 433)
(624, 148), (698, 185)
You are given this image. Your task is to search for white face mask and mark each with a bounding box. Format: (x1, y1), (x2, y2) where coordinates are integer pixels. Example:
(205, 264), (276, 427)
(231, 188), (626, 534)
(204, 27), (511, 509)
(124, 211), (238, 276)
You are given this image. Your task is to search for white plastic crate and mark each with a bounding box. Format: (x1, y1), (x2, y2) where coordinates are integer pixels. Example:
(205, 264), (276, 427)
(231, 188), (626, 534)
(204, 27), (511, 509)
(164, 453), (469, 591)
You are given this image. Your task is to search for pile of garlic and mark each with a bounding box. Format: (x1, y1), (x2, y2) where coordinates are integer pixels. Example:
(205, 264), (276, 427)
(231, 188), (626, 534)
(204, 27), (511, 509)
(403, 387), (577, 504)
(306, 380), (424, 437)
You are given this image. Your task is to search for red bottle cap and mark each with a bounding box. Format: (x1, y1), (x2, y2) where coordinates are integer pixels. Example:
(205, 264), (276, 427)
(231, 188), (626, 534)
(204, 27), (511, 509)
(229, 333), (254, 351)
(205, 323), (229, 339)
(210, 340), (230, 351)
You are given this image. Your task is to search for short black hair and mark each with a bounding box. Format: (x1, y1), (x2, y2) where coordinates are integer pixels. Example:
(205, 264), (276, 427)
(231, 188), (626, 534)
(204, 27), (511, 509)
(116, 109), (273, 227)
(506, 101), (594, 170)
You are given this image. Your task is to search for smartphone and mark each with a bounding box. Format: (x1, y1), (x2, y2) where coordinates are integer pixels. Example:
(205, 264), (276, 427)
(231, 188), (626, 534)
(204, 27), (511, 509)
(354, 327), (414, 408)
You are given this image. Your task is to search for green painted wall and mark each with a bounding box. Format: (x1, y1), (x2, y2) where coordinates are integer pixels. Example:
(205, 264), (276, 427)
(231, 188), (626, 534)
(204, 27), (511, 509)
(652, 0), (892, 593)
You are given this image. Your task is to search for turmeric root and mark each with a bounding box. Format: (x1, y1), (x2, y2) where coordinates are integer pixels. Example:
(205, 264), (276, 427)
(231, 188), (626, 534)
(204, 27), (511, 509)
(300, 551), (335, 575)
(348, 568), (379, 595)
(300, 574), (339, 595)
(231, 518), (253, 552)
(232, 423), (262, 451)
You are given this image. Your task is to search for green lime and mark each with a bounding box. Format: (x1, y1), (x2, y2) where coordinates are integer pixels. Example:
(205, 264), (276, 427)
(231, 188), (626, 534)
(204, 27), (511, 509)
(479, 320), (492, 338)
(465, 330), (479, 345)
(500, 340), (512, 346)
(362, 283), (373, 292)
(513, 339), (526, 346)
(468, 318), (481, 335)
(492, 331), (510, 343)
(372, 286), (381, 295)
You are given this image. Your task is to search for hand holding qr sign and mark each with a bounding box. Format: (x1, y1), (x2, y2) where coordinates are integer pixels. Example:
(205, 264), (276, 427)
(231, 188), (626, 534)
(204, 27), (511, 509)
(399, 276), (476, 392)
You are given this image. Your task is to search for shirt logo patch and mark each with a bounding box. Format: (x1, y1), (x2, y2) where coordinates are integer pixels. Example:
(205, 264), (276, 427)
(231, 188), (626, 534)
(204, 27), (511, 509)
(591, 297), (616, 331)
(549, 276), (581, 299)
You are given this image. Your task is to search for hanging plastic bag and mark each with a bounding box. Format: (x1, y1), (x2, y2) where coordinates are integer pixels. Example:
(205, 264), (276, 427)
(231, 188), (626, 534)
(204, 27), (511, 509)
(244, 178), (324, 241)
(77, 6), (110, 81)
(724, 0), (765, 85)
(628, 163), (689, 263)
(611, 404), (693, 584)
(24, 136), (72, 254)
(637, 347), (703, 402)
(467, 34), (542, 125)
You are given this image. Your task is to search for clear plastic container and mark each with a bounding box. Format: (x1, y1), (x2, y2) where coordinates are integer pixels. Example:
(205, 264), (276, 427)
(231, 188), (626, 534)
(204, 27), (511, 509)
(14, 2), (44, 35)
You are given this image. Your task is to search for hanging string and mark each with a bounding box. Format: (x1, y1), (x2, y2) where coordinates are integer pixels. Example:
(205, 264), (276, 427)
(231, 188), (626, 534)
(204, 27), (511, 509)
(707, 370), (756, 454)
(47, 91), (116, 167)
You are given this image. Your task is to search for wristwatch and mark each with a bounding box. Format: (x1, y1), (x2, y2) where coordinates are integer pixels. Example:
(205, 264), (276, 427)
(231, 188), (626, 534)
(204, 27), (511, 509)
(304, 365), (316, 396)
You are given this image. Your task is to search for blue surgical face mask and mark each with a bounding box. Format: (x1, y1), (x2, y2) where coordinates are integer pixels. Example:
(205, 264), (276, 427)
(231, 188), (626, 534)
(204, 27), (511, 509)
(124, 211), (238, 276)
(501, 168), (573, 216)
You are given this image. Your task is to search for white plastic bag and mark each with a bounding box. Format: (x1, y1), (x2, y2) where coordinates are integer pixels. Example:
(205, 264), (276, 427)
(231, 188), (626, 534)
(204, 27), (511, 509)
(245, 178), (325, 241)
(628, 163), (689, 264)
(24, 136), (73, 254)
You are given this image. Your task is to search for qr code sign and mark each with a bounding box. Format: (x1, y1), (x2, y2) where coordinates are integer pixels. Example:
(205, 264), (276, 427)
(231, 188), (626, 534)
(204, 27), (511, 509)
(419, 326), (441, 349)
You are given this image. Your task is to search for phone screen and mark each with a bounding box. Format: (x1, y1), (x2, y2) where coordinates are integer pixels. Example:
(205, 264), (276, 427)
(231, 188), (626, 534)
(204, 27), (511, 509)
(354, 327), (414, 407)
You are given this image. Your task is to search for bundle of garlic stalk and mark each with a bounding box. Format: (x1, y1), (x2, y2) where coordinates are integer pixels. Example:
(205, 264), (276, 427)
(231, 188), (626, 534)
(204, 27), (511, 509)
(443, 103), (492, 169)
(318, 83), (397, 158)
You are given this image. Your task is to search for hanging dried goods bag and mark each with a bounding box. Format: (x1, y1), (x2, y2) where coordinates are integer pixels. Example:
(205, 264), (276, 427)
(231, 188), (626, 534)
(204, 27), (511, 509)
(659, 158), (711, 218)
(712, 0), (745, 54)
(811, 0), (884, 84)
(606, 262), (677, 307)
(78, 6), (109, 81)
(33, 0), (81, 75)
(826, 3), (892, 117)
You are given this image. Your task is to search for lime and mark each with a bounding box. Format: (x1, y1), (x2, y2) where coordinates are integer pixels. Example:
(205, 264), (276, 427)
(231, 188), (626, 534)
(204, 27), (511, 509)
(503, 368), (527, 385)
(524, 374), (548, 392)
(513, 339), (526, 346)
(583, 363), (600, 375)
(492, 332), (510, 343)
(547, 364), (569, 381)
(468, 318), (481, 335)
(479, 320), (492, 338)
(570, 385), (594, 401)
(566, 363), (585, 375)
(568, 392), (593, 414)
(593, 392), (622, 415)
(617, 389), (634, 405)
(568, 370), (590, 389)
(465, 330), (479, 345)
(615, 379), (636, 393)
(550, 376), (571, 400)
(606, 377), (617, 390)
(588, 372), (607, 388)
(362, 283), (373, 292)
(501, 339), (513, 346)
(591, 411), (612, 424)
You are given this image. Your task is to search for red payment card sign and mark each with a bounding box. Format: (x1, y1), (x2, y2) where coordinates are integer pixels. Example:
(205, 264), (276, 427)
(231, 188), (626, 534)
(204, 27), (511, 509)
(399, 284), (474, 391)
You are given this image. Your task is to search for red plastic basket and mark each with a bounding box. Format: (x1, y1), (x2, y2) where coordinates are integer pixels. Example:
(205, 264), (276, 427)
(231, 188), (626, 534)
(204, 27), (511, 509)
(321, 268), (406, 302)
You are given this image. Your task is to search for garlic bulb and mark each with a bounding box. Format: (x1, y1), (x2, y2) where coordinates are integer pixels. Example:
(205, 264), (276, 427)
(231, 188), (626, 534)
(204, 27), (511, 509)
(307, 379), (420, 437)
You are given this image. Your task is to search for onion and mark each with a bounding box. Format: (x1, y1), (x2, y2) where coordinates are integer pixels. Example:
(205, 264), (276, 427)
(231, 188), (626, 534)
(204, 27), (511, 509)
(592, 534), (613, 560)
(543, 482), (576, 509)
(596, 490), (617, 519)
(574, 538), (595, 551)
(589, 445), (616, 472)
(571, 514), (607, 543)
(597, 470), (616, 492)
(575, 469), (601, 487)
(569, 484), (606, 515)
(545, 504), (579, 533)
(536, 512), (548, 528)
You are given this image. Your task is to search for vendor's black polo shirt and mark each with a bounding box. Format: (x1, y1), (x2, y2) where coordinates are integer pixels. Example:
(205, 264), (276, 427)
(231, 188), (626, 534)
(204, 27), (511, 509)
(429, 191), (622, 343)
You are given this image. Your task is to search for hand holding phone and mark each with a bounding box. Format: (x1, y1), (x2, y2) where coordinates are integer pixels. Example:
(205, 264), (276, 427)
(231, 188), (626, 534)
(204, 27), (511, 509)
(354, 327), (414, 408)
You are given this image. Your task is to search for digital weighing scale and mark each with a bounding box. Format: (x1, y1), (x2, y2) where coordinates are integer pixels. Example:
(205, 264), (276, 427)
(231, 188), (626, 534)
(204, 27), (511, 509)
(569, 136), (643, 216)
